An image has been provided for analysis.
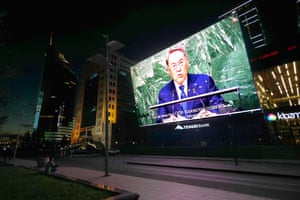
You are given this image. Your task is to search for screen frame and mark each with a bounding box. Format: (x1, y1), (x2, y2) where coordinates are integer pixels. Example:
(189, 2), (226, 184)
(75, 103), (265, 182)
(130, 15), (261, 127)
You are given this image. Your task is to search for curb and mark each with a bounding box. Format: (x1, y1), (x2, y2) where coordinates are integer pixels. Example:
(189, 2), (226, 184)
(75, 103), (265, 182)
(49, 172), (140, 200)
(17, 165), (139, 200)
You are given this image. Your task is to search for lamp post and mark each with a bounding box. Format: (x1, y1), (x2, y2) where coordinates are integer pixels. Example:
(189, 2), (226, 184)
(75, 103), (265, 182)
(103, 34), (110, 176)
(13, 100), (34, 159)
(101, 35), (124, 176)
(13, 101), (25, 159)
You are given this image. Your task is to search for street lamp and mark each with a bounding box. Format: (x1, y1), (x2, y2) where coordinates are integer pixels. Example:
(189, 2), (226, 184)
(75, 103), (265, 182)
(13, 101), (25, 159)
(13, 100), (33, 159)
(102, 34), (110, 176)
(101, 34), (125, 176)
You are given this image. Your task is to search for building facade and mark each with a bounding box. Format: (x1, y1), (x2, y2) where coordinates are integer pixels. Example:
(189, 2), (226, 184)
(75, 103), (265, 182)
(33, 35), (78, 143)
(71, 41), (137, 148)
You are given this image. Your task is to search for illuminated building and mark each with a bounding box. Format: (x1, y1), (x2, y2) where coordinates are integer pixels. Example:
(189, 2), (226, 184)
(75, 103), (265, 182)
(33, 33), (78, 142)
(71, 41), (137, 148)
(249, 0), (300, 145)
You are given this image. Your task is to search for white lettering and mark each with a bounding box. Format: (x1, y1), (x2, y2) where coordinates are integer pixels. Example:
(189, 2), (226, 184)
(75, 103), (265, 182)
(174, 123), (210, 130)
(183, 123), (210, 129)
(277, 111), (300, 120)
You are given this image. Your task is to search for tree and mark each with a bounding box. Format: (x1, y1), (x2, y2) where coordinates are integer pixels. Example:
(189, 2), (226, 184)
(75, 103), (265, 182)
(22, 131), (32, 152)
(32, 131), (45, 154)
(0, 116), (7, 132)
(0, 9), (17, 131)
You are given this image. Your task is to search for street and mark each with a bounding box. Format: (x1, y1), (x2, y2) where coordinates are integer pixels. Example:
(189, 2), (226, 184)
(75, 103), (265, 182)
(55, 154), (300, 200)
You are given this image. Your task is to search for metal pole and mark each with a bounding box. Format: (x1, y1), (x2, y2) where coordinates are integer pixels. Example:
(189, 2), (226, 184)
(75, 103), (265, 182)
(103, 34), (110, 176)
(13, 101), (24, 159)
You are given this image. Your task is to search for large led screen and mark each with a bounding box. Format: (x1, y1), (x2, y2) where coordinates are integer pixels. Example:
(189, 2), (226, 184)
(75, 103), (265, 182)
(130, 16), (261, 127)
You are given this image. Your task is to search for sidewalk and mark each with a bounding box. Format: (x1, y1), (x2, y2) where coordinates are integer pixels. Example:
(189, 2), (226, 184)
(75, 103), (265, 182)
(10, 157), (300, 200)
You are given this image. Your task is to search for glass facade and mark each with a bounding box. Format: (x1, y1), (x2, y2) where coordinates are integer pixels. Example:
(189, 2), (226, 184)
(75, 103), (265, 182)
(33, 44), (78, 142)
(81, 73), (99, 127)
(253, 60), (300, 145)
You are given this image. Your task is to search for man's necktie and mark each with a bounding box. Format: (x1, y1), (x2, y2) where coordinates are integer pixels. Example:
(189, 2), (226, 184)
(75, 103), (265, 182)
(179, 85), (188, 117)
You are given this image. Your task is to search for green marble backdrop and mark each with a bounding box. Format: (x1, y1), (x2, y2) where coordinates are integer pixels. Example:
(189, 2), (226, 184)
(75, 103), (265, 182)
(131, 17), (260, 126)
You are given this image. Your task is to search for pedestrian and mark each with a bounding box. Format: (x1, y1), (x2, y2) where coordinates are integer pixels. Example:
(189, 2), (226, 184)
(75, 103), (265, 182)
(45, 155), (58, 173)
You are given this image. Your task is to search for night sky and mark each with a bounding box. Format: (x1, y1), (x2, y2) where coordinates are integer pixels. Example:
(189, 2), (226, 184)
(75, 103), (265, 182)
(0, 0), (298, 134)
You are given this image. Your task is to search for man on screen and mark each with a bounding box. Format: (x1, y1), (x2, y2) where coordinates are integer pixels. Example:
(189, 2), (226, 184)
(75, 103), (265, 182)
(157, 47), (225, 123)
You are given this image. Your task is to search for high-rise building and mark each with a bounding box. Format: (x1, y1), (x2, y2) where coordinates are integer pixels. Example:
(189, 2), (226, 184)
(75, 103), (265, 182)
(33, 33), (78, 143)
(71, 41), (137, 148)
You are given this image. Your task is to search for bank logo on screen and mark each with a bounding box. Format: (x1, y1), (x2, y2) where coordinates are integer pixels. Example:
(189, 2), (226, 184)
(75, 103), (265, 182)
(266, 113), (277, 121)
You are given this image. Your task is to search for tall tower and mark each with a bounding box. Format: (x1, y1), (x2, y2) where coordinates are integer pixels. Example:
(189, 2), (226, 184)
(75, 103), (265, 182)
(33, 33), (78, 143)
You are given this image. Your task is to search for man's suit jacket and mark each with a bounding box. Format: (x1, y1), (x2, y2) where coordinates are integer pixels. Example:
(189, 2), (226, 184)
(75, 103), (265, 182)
(157, 73), (224, 123)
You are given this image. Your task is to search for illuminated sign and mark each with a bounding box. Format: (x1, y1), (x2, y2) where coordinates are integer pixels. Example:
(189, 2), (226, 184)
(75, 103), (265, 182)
(266, 113), (277, 121)
(266, 111), (300, 121)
